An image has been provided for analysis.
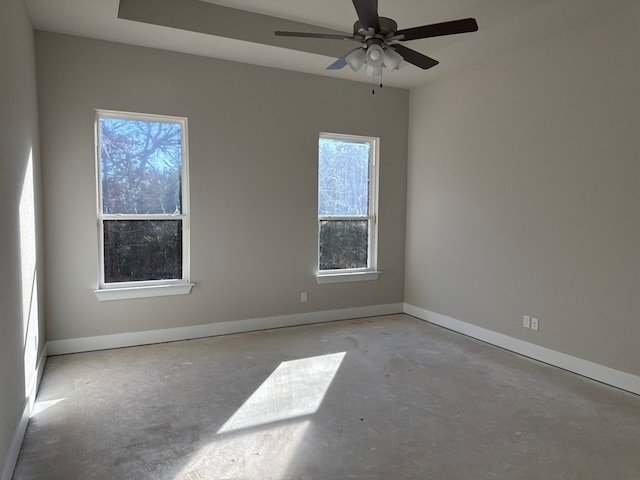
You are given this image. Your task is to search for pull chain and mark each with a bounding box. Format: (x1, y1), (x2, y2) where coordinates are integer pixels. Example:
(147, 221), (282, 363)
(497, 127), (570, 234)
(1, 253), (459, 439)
(372, 72), (384, 95)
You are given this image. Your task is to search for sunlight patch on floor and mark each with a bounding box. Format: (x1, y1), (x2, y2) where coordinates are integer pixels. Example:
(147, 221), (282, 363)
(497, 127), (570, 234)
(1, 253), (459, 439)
(31, 398), (65, 417)
(174, 352), (346, 479)
(217, 351), (346, 434)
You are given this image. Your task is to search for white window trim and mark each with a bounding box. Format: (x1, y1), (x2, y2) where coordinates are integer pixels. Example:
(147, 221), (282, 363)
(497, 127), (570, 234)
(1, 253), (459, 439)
(316, 270), (380, 284)
(316, 132), (380, 284)
(94, 110), (192, 300)
(94, 283), (194, 301)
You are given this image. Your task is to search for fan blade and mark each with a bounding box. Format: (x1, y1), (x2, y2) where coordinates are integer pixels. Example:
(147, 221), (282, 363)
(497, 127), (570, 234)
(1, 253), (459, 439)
(392, 44), (439, 70)
(352, 0), (380, 32)
(326, 47), (362, 70)
(397, 18), (478, 41)
(275, 31), (355, 40)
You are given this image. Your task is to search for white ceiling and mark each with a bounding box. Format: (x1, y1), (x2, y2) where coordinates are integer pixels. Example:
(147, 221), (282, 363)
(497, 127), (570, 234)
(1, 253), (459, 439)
(24, 0), (640, 89)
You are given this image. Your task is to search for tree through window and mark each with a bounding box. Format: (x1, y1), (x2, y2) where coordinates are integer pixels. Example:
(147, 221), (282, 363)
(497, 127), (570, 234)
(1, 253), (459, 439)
(96, 111), (190, 288)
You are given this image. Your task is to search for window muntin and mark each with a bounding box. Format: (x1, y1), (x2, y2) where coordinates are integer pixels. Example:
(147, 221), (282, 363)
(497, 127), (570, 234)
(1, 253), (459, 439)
(318, 133), (378, 274)
(96, 110), (189, 289)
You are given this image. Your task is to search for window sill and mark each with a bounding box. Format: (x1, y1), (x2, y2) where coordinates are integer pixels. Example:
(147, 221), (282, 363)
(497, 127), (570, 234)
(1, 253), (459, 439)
(94, 283), (194, 301)
(316, 271), (380, 284)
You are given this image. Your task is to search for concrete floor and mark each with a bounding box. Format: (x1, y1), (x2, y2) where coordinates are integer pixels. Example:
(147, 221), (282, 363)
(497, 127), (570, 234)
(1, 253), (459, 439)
(13, 314), (640, 479)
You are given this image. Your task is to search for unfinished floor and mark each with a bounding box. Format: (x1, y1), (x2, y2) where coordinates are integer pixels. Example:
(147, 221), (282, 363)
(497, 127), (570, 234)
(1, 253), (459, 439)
(13, 314), (640, 479)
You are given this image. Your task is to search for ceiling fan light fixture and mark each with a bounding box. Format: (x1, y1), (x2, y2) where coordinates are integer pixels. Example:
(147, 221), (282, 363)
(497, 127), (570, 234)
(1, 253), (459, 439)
(346, 48), (366, 72)
(365, 44), (385, 68)
(383, 47), (403, 71)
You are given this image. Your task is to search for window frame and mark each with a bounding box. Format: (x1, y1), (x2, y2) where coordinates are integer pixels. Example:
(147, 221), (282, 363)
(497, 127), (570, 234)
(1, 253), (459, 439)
(317, 132), (380, 284)
(94, 109), (193, 300)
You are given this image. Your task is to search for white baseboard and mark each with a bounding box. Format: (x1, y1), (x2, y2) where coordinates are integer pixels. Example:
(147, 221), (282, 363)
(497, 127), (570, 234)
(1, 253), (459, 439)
(2, 404), (29, 480)
(2, 345), (47, 480)
(47, 303), (404, 356)
(404, 303), (640, 396)
(41, 304), (640, 396)
(1, 402), (29, 480)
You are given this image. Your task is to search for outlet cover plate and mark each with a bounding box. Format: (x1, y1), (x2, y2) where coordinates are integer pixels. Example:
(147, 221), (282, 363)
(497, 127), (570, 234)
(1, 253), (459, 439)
(531, 317), (539, 331)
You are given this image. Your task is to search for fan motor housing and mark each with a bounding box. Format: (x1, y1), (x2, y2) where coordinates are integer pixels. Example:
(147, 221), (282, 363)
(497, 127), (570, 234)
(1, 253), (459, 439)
(353, 17), (398, 37)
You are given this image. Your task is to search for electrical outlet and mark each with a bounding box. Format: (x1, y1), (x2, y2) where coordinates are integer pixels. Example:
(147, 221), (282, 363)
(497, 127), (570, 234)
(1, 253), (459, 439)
(523, 315), (531, 329)
(300, 292), (308, 303)
(531, 317), (539, 331)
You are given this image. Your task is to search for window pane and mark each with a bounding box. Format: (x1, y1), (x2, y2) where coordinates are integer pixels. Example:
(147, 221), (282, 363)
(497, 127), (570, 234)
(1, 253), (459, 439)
(319, 220), (368, 270)
(103, 220), (182, 283)
(100, 118), (183, 215)
(318, 138), (370, 216)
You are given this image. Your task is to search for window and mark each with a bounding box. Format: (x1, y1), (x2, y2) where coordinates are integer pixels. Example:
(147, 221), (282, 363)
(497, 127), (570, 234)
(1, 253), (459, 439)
(317, 133), (379, 283)
(94, 110), (192, 300)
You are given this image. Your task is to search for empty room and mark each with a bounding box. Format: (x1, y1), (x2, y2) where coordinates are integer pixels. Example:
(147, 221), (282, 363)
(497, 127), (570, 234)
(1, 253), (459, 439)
(2, 0), (640, 478)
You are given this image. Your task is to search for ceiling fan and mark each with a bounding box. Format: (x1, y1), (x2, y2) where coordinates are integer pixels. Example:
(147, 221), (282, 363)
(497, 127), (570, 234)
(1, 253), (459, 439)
(275, 0), (478, 77)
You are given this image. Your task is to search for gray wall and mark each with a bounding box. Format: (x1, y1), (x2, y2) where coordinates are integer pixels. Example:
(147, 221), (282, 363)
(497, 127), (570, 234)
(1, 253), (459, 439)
(35, 32), (408, 342)
(405, 5), (640, 376)
(0, 0), (44, 474)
